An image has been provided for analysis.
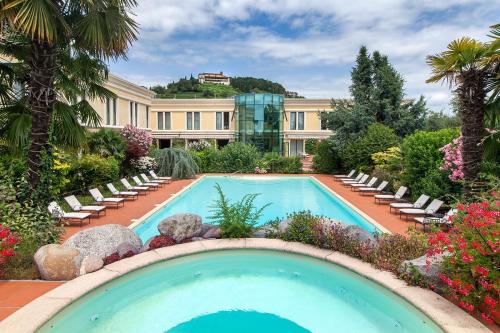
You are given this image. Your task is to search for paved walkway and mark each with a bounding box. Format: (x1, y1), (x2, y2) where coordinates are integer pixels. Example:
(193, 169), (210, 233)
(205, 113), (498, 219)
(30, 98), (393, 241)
(0, 174), (420, 322)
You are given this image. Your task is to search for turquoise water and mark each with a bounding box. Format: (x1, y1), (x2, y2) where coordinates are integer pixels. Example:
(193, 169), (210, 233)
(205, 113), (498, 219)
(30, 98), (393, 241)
(38, 250), (443, 333)
(134, 176), (377, 241)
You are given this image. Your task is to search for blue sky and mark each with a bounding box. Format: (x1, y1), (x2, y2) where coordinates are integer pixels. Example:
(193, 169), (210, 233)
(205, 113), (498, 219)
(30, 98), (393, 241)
(110, 0), (500, 112)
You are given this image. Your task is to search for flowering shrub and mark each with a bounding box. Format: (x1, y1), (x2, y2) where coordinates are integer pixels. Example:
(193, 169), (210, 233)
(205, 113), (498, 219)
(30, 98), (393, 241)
(147, 235), (176, 250)
(0, 225), (19, 277)
(120, 125), (153, 160)
(440, 135), (464, 181)
(188, 140), (211, 152)
(254, 166), (267, 174)
(426, 194), (499, 324)
(130, 156), (157, 173)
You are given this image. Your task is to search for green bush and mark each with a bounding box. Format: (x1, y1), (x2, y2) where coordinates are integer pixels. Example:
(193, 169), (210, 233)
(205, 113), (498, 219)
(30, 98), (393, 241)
(87, 129), (127, 162)
(401, 128), (460, 200)
(262, 153), (302, 174)
(217, 142), (259, 173)
(342, 124), (400, 171)
(209, 184), (270, 238)
(305, 139), (319, 155)
(189, 146), (220, 173)
(153, 148), (198, 179)
(67, 154), (120, 192)
(277, 211), (322, 245)
(172, 138), (185, 148)
(312, 140), (342, 173)
(371, 147), (403, 192)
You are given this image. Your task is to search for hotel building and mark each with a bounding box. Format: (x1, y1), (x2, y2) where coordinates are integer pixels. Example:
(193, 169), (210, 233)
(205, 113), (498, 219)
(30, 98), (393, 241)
(88, 74), (333, 156)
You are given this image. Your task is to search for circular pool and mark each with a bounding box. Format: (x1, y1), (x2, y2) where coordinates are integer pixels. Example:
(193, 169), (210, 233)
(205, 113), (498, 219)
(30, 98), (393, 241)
(38, 249), (444, 333)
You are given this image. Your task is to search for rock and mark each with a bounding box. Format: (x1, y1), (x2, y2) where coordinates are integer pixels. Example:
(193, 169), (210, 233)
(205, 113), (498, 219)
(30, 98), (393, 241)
(252, 225), (276, 238)
(158, 213), (202, 242)
(344, 225), (378, 245)
(34, 244), (82, 281)
(402, 252), (449, 285)
(196, 224), (214, 237)
(117, 242), (138, 257)
(80, 256), (104, 275)
(202, 227), (221, 239)
(191, 237), (205, 241)
(64, 224), (142, 260)
(279, 219), (291, 233)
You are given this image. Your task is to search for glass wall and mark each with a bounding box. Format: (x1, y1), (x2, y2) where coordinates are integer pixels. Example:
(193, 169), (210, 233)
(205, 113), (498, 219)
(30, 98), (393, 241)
(235, 93), (284, 153)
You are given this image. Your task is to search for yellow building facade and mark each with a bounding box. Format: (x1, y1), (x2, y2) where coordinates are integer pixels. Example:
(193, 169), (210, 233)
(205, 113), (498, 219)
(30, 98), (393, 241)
(88, 74), (333, 156)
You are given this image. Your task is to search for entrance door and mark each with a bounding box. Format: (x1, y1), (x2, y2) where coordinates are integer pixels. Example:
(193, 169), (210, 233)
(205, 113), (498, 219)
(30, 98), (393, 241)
(289, 140), (304, 156)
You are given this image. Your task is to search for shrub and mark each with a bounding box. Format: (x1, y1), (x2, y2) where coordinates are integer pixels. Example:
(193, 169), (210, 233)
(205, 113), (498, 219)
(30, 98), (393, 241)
(188, 140), (211, 151)
(313, 140), (342, 173)
(371, 146), (403, 192)
(67, 154), (120, 192)
(87, 129), (127, 162)
(217, 142), (259, 173)
(440, 135), (464, 181)
(401, 128), (460, 200)
(305, 139), (319, 155)
(153, 148), (198, 179)
(262, 153), (302, 174)
(172, 138), (185, 148)
(342, 124), (400, 171)
(209, 184), (270, 238)
(130, 156), (157, 173)
(147, 235), (177, 250)
(189, 146), (220, 173)
(120, 125), (153, 161)
(0, 225), (19, 277)
(277, 211), (321, 245)
(426, 194), (499, 324)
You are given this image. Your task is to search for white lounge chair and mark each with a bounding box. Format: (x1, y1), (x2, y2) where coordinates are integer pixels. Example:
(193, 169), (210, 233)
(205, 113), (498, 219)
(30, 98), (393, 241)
(89, 188), (125, 208)
(64, 195), (106, 216)
(149, 170), (172, 183)
(375, 186), (408, 204)
(333, 170), (355, 180)
(140, 173), (165, 186)
(340, 173), (364, 184)
(343, 174), (368, 186)
(107, 183), (139, 200)
(414, 209), (456, 231)
(48, 202), (91, 226)
(359, 181), (388, 195)
(399, 199), (444, 221)
(351, 177), (377, 191)
(121, 178), (149, 195)
(389, 194), (430, 213)
(132, 176), (159, 190)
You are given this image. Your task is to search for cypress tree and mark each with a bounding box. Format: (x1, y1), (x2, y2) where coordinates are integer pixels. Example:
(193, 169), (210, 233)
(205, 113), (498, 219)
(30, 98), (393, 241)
(349, 46), (373, 107)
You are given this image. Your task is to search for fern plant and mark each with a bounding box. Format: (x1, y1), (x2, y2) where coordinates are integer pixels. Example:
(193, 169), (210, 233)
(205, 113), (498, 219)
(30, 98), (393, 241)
(152, 148), (199, 179)
(209, 184), (270, 238)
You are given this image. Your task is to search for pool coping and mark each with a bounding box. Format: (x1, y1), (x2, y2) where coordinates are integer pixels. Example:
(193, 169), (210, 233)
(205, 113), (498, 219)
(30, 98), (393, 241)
(0, 239), (489, 333)
(128, 175), (390, 234)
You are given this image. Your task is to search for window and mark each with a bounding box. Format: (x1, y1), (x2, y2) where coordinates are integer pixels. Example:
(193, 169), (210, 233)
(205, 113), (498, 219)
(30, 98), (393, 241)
(290, 112), (304, 130)
(106, 98), (117, 125)
(157, 112), (171, 130)
(187, 112), (200, 130)
(146, 106), (149, 128)
(216, 112), (230, 130)
(129, 101), (134, 125)
(134, 103), (138, 127)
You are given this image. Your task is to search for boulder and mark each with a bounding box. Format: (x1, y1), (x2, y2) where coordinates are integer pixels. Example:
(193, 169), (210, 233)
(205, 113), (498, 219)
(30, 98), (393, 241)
(34, 244), (82, 281)
(191, 237), (205, 241)
(158, 213), (202, 242)
(402, 252), (449, 285)
(80, 256), (104, 275)
(202, 226), (221, 239)
(279, 219), (291, 233)
(196, 224), (214, 237)
(64, 224), (142, 260)
(344, 225), (378, 245)
(252, 225), (276, 238)
(117, 242), (139, 257)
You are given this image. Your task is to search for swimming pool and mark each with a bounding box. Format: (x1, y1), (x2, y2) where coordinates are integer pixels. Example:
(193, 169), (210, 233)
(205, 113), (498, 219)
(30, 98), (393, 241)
(133, 176), (379, 241)
(38, 250), (443, 333)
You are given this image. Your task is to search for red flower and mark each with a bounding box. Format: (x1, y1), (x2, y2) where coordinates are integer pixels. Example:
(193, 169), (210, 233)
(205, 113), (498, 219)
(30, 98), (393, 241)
(0, 248), (15, 257)
(460, 251), (474, 263)
(484, 295), (497, 307)
(474, 265), (489, 278)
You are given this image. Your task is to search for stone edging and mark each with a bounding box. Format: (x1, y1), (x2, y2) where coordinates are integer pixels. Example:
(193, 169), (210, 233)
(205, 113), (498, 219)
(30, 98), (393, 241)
(0, 239), (489, 333)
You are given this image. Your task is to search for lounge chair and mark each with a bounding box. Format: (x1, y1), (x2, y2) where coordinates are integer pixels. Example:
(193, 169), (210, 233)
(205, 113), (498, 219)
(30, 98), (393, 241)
(107, 183), (139, 200)
(342, 174), (368, 186)
(399, 199), (444, 221)
(48, 202), (91, 226)
(375, 186), (408, 204)
(340, 173), (364, 184)
(359, 181), (388, 196)
(389, 194), (430, 213)
(149, 170), (172, 183)
(414, 209), (456, 231)
(140, 173), (165, 186)
(350, 177), (377, 191)
(333, 170), (355, 180)
(132, 176), (159, 190)
(64, 195), (107, 216)
(89, 188), (125, 208)
(121, 178), (149, 195)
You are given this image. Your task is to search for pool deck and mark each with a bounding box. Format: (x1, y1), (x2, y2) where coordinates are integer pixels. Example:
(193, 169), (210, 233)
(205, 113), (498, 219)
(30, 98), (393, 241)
(0, 173), (492, 330)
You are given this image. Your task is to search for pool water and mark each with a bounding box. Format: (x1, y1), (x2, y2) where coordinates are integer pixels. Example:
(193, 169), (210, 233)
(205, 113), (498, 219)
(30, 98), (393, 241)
(134, 176), (378, 241)
(38, 250), (443, 333)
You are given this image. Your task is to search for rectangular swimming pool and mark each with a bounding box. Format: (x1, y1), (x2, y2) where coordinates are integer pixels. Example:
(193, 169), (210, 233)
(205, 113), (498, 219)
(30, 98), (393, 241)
(133, 176), (380, 241)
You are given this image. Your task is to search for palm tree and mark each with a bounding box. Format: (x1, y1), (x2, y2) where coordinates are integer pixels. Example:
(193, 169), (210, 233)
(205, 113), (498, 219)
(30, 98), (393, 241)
(427, 31), (499, 194)
(0, 0), (138, 192)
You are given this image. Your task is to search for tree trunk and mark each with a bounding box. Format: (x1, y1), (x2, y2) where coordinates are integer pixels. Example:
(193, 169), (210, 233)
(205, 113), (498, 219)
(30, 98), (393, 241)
(456, 69), (486, 195)
(26, 40), (57, 192)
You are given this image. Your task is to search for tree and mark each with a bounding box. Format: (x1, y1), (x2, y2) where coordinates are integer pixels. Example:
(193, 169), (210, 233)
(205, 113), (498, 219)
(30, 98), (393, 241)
(0, 0), (138, 193)
(350, 46), (373, 107)
(427, 35), (499, 194)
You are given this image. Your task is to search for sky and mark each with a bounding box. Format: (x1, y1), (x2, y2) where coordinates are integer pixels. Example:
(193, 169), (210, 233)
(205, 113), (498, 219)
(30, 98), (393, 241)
(110, 0), (500, 112)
